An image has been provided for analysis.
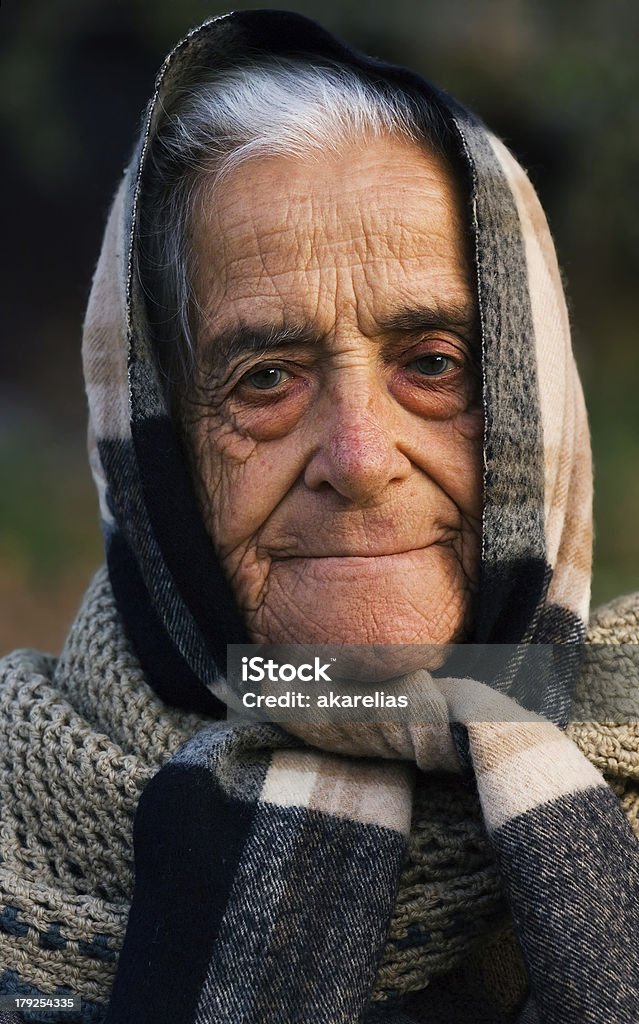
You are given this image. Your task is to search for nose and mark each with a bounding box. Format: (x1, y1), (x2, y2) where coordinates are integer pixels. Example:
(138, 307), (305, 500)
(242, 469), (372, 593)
(303, 383), (412, 503)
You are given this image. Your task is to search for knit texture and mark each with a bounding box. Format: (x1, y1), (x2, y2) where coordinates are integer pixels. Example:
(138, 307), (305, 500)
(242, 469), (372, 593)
(0, 571), (204, 1020)
(567, 593), (639, 837)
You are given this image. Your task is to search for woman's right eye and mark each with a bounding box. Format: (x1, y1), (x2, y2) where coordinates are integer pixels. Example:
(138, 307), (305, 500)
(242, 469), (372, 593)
(243, 366), (291, 390)
(410, 353), (457, 376)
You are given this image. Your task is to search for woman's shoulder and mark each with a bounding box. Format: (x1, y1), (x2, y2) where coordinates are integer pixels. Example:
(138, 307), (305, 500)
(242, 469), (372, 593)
(587, 590), (639, 644)
(579, 590), (639, 716)
(568, 591), (639, 838)
(0, 646), (58, 704)
(581, 591), (639, 706)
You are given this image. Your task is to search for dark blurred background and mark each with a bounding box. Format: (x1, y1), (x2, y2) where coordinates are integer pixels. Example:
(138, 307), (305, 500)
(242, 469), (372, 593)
(2, 0), (638, 653)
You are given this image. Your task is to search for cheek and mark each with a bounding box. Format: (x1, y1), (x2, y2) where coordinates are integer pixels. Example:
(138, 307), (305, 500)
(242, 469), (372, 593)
(226, 379), (313, 441)
(454, 409), (484, 515)
(411, 406), (483, 520)
(185, 410), (304, 555)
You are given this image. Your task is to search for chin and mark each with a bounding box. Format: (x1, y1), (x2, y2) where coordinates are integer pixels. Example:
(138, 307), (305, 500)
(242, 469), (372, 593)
(247, 554), (474, 679)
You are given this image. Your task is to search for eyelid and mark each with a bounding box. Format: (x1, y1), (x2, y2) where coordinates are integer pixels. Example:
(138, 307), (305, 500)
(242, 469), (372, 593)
(394, 335), (468, 366)
(410, 353), (457, 366)
(405, 354), (460, 380)
(236, 361), (297, 392)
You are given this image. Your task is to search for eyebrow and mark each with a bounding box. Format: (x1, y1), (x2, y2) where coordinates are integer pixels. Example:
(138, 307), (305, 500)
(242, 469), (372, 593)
(199, 301), (478, 377)
(199, 322), (323, 377)
(377, 301), (477, 339)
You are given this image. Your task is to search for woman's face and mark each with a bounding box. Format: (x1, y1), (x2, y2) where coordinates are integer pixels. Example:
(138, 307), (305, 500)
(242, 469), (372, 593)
(183, 135), (483, 648)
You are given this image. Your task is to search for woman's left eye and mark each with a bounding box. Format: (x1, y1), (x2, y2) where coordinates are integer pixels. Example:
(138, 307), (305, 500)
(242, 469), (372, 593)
(243, 366), (291, 390)
(410, 354), (456, 376)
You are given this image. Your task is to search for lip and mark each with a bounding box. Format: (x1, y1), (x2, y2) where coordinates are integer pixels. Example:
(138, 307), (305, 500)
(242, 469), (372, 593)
(274, 541), (453, 560)
(271, 547), (453, 577)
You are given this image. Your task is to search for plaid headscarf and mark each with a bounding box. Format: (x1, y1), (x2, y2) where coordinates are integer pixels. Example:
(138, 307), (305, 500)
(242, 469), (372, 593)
(78, 10), (638, 1023)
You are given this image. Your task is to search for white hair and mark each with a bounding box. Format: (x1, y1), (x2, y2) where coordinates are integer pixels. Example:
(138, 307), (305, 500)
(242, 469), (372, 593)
(138, 58), (448, 390)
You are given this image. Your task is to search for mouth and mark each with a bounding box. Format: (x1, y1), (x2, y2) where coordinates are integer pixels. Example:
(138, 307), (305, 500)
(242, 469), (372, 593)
(272, 546), (456, 579)
(274, 539), (456, 561)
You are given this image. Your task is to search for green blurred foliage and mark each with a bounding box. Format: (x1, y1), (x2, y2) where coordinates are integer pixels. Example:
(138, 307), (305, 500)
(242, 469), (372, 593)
(0, 431), (98, 581)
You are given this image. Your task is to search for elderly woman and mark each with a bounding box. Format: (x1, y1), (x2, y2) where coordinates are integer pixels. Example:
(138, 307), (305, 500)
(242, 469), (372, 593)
(1, 10), (638, 1024)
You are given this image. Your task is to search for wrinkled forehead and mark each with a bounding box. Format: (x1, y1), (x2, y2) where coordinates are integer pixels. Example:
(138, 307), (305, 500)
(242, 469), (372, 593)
(190, 135), (476, 343)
